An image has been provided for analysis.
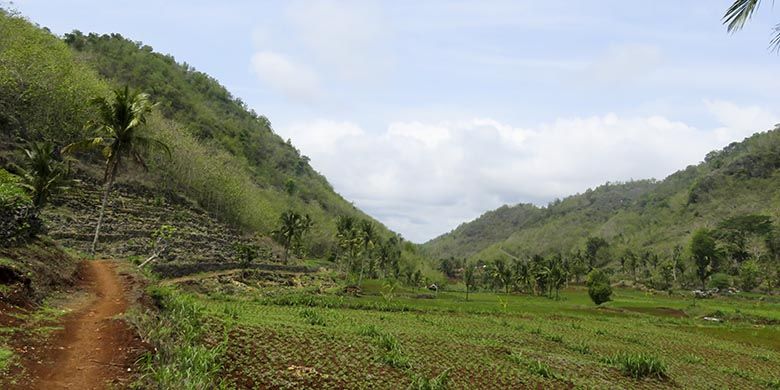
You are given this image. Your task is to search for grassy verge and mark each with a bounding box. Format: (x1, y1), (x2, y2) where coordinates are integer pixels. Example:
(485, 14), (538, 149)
(127, 285), (228, 389)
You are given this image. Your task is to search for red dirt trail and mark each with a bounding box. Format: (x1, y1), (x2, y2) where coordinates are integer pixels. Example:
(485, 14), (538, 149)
(29, 260), (139, 389)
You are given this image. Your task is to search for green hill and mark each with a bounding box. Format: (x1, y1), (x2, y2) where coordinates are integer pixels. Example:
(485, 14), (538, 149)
(423, 127), (780, 263)
(0, 10), (388, 257)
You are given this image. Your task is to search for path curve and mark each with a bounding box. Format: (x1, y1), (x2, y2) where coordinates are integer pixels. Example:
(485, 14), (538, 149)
(34, 260), (130, 389)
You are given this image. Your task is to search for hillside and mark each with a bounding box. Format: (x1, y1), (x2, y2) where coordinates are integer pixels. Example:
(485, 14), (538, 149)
(0, 11), (389, 258)
(423, 127), (780, 262)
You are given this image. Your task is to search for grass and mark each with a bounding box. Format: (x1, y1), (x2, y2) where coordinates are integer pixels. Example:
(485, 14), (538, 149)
(0, 347), (12, 372)
(164, 278), (779, 388)
(127, 285), (228, 389)
(602, 352), (669, 380)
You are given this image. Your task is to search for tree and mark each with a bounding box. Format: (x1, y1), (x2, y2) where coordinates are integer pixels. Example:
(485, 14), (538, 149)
(357, 220), (377, 287)
(15, 141), (72, 210)
(273, 210), (313, 263)
(584, 237), (609, 271)
(722, 0), (780, 51)
(63, 86), (169, 254)
(738, 260), (760, 291)
(690, 229), (719, 289)
(586, 269), (612, 305)
(464, 265), (476, 301)
(235, 242), (259, 270)
(492, 258), (513, 295)
(714, 214), (773, 269)
(547, 254), (568, 299)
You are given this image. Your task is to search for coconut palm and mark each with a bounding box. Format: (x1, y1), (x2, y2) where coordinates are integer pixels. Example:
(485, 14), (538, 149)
(16, 141), (72, 210)
(63, 86), (169, 254)
(357, 220), (377, 287)
(273, 210), (313, 263)
(723, 0), (780, 51)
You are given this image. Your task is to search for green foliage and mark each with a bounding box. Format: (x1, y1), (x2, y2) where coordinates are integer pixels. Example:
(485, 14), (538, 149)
(14, 141), (73, 209)
(0, 11), (107, 141)
(273, 210), (313, 263)
(691, 229), (720, 288)
(0, 169), (29, 207)
(298, 308), (327, 327)
(738, 260), (761, 291)
(603, 353), (669, 380)
(708, 272), (733, 290)
(408, 368), (451, 390)
(0, 347), (12, 372)
(128, 286), (226, 389)
(586, 269), (612, 305)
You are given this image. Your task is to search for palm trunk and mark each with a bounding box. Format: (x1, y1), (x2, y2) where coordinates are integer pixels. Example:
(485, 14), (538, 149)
(358, 257), (366, 287)
(91, 167), (115, 255)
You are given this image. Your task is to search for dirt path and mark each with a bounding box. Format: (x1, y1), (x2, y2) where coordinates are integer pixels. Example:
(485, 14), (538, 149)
(30, 260), (137, 389)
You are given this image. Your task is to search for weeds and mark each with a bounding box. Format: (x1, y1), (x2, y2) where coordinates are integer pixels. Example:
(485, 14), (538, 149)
(603, 352), (668, 380)
(566, 341), (591, 355)
(409, 368), (451, 390)
(127, 286), (227, 389)
(299, 308), (327, 326)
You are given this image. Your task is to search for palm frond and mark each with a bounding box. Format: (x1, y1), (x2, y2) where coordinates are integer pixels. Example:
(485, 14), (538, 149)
(723, 0), (761, 32)
(132, 135), (172, 160)
(771, 23), (780, 51)
(62, 137), (108, 155)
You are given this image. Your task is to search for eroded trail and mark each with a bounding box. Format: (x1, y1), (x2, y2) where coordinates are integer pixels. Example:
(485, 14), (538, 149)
(32, 260), (135, 389)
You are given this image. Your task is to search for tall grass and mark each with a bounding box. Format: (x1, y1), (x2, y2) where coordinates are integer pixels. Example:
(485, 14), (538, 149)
(127, 286), (227, 389)
(602, 352), (668, 380)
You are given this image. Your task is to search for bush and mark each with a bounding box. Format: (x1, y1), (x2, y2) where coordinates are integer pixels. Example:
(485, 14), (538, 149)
(587, 269), (612, 305)
(708, 273), (732, 290)
(738, 260), (760, 291)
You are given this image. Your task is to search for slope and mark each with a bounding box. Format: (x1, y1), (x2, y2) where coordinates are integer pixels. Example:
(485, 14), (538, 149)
(423, 126), (780, 262)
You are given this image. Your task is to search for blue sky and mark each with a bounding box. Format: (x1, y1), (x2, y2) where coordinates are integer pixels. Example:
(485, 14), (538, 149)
(15, 0), (780, 242)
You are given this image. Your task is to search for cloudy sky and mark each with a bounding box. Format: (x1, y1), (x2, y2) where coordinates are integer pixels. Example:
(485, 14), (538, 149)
(16, 0), (780, 242)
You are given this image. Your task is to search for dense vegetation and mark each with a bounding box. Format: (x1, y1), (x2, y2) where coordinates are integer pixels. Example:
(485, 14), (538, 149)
(424, 128), (780, 294)
(0, 10), (390, 258)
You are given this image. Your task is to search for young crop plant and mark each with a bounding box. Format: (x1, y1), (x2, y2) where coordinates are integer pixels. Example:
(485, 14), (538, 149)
(409, 368), (451, 390)
(603, 353), (669, 380)
(299, 308), (327, 326)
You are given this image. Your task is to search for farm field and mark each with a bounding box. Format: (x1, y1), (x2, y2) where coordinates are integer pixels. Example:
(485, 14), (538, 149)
(175, 275), (780, 389)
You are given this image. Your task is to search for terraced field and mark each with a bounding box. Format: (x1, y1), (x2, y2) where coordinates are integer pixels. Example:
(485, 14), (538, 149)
(177, 275), (780, 389)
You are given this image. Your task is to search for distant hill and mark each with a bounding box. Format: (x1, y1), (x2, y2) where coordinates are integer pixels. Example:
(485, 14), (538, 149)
(0, 10), (389, 257)
(423, 127), (780, 262)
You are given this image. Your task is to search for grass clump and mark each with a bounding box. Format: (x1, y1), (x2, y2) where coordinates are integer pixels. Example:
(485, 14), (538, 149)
(0, 347), (13, 372)
(128, 286), (227, 389)
(360, 326), (411, 369)
(603, 352), (669, 380)
(299, 308), (327, 326)
(409, 368), (451, 390)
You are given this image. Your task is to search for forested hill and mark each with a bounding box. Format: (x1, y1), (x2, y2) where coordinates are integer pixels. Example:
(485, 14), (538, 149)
(0, 11), (388, 256)
(423, 126), (780, 262)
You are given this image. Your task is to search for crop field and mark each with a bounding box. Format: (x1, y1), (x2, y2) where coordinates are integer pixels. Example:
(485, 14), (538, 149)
(178, 275), (780, 389)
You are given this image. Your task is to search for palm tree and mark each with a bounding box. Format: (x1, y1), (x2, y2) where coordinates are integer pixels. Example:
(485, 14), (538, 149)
(723, 0), (780, 51)
(63, 86), (169, 254)
(357, 220), (377, 287)
(273, 210), (313, 263)
(16, 141), (72, 210)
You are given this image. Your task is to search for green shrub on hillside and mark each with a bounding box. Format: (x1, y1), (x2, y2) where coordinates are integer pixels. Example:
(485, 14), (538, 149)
(708, 273), (732, 290)
(586, 269), (612, 305)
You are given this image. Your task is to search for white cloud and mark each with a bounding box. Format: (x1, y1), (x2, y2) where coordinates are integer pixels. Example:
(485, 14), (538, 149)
(583, 44), (662, 84)
(249, 51), (320, 101)
(285, 0), (391, 79)
(281, 102), (776, 243)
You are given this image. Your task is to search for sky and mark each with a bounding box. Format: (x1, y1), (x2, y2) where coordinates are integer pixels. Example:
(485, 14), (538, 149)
(13, 0), (780, 242)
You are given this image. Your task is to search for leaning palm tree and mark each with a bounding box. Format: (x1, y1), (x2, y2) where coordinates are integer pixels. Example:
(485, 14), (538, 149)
(723, 0), (780, 51)
(16, 141), (72, 210)
(63, 86), (169, 254)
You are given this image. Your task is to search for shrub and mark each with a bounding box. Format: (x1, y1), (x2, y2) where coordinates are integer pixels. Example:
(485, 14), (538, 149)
(708, 273), (732, 290)
(738, 260), (760, 291)
(587, 269), (612, 305)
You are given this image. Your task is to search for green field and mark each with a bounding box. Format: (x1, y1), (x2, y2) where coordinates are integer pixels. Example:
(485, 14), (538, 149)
(170, 273), (780, 389)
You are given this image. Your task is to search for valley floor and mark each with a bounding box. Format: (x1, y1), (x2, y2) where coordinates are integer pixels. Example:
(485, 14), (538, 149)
(173, 273), (780, 389)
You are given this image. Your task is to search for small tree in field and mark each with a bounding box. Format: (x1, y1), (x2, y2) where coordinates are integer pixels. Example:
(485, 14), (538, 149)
(587, 269), (612, 305)
(464, 265), (476, 301)
(690, 229), (719, 289)
(272, 210), (313, 263)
